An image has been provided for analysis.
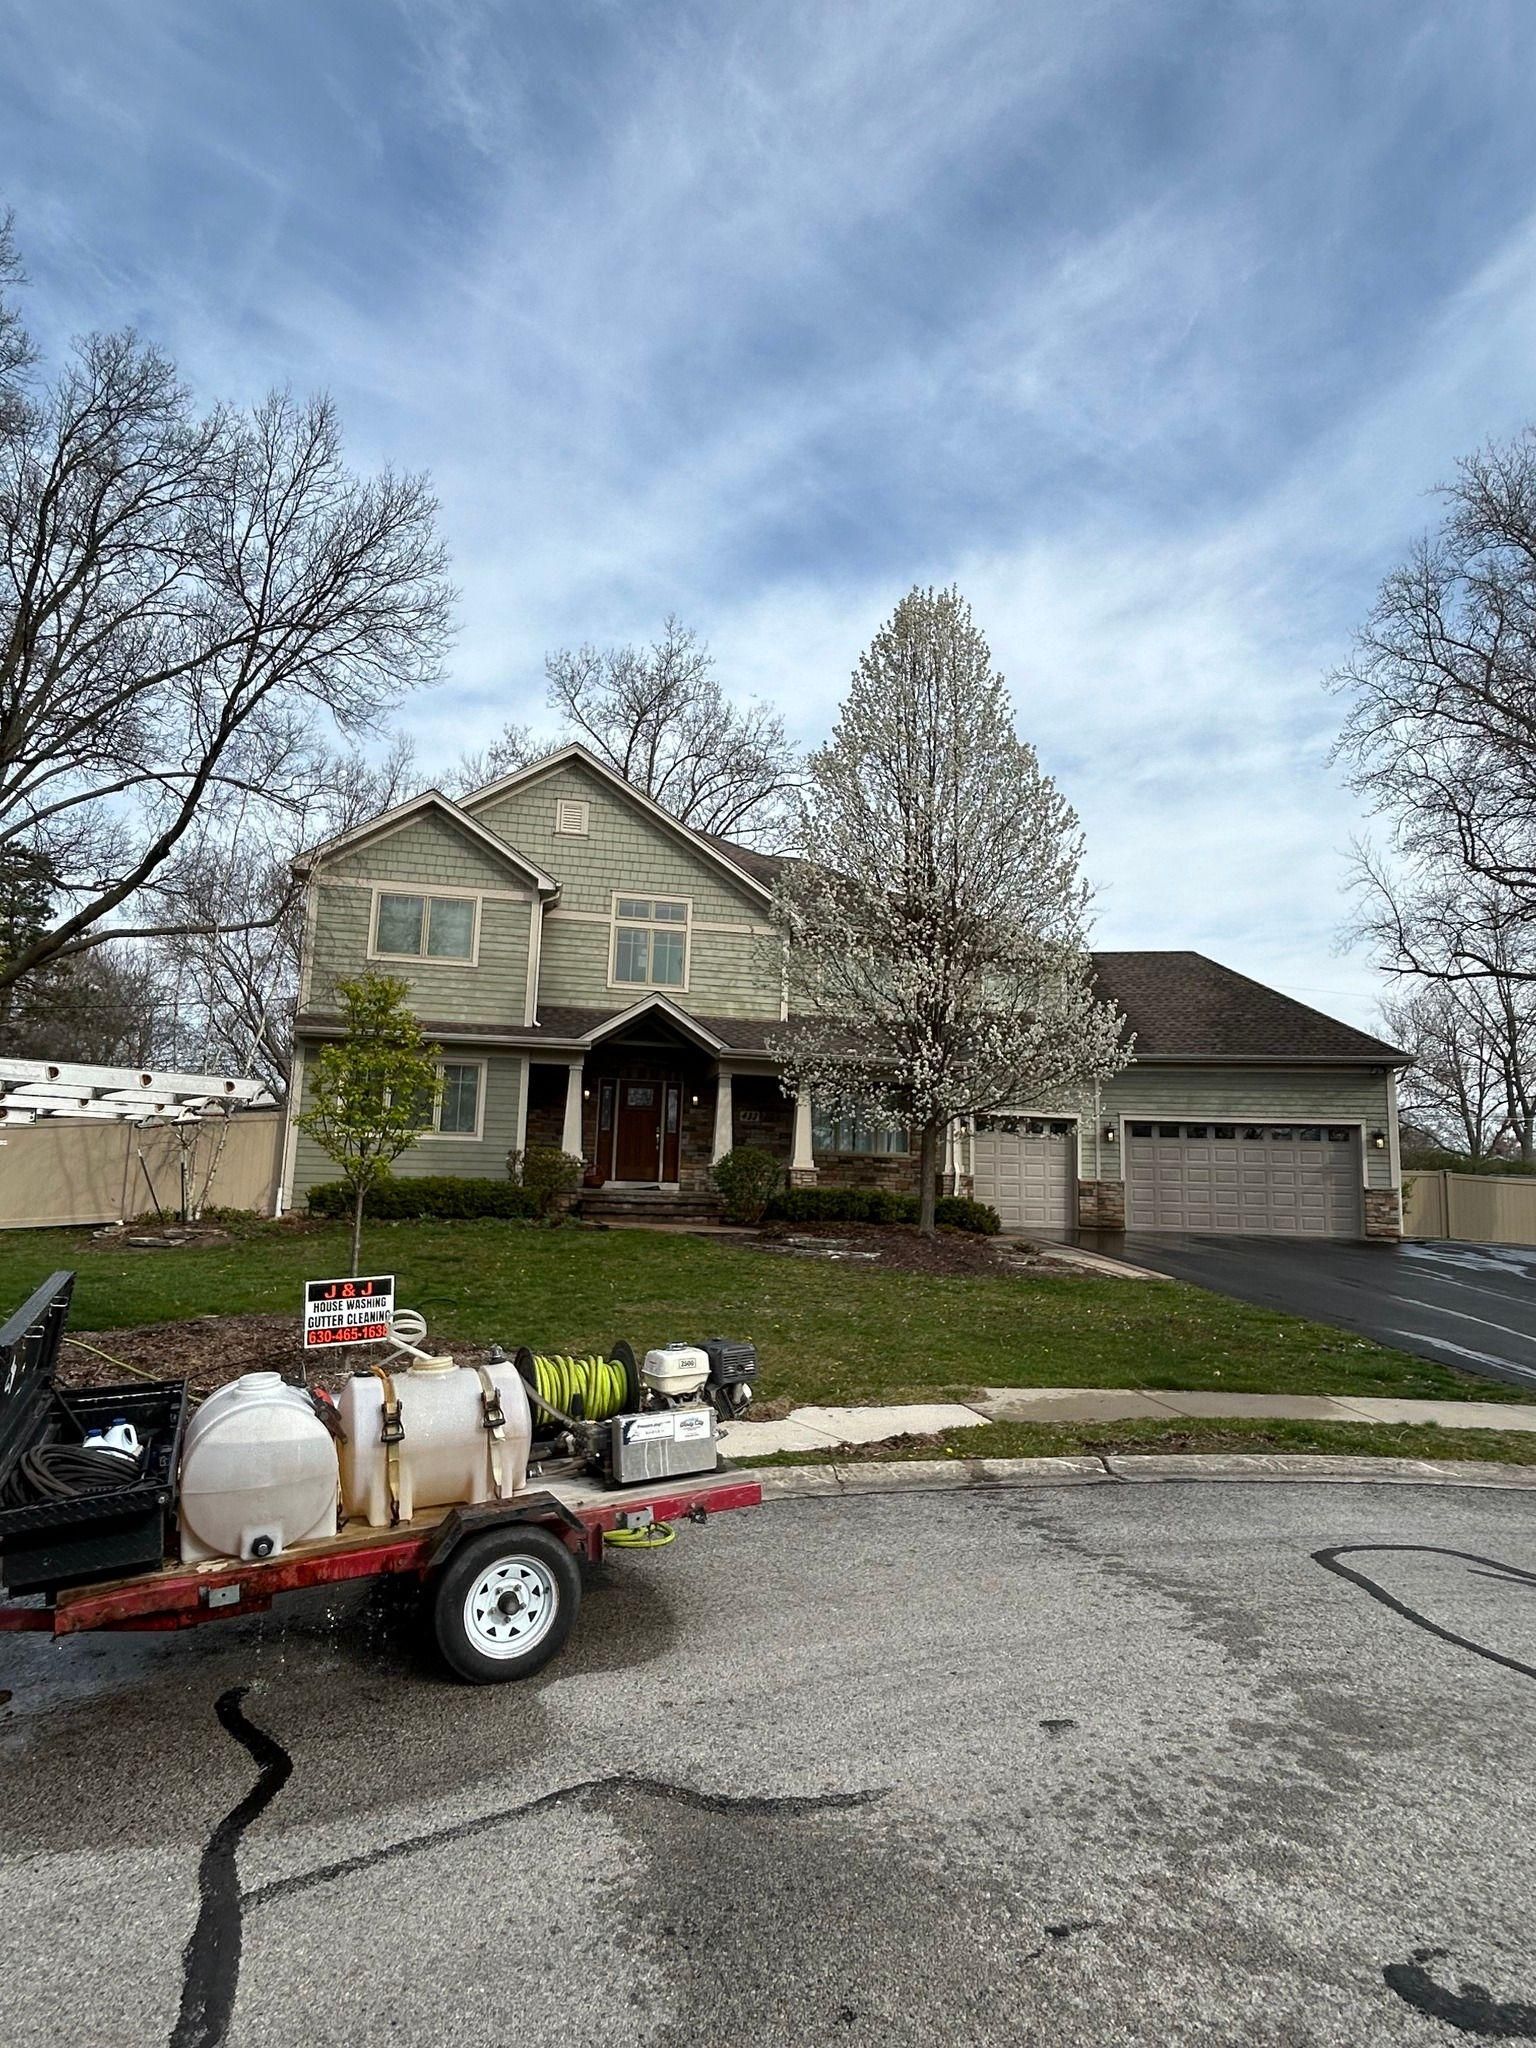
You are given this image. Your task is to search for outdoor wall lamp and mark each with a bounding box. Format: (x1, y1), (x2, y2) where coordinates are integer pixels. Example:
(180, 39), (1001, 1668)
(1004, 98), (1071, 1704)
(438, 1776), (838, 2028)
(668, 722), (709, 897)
(582, 1086), (591, 1100)
(690, 1092), (700, 1106)
(1370, 1129), (1387, 1150)
(1102, 1125), (1117, 1145)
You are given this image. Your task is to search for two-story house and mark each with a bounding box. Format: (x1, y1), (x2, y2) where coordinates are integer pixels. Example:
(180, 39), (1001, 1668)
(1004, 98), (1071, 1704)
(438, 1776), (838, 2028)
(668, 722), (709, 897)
(281, 742), (1408, 1239)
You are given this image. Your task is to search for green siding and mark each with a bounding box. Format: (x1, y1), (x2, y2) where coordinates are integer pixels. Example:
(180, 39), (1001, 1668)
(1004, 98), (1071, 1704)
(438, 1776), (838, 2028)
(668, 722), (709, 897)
(472, 761), (782, 1018)
(306, 810), (533, 1028)
(290, 1045), (525, 1194)
(1092, 1063), (1397, 1188)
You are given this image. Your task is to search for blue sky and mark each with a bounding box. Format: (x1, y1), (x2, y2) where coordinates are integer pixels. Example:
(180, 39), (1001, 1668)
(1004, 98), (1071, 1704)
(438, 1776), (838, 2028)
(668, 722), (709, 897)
(6, 0), (1536, 1028)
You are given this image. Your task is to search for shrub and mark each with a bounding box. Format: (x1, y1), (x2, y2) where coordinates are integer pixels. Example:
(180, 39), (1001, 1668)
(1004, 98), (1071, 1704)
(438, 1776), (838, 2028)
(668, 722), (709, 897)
(305, 1175), (538, 1221)
(763, 1186), (1000, 1234)
(934, 1195), (1001, 1235)
(508, 1145), (584, 1218)
(710, 1145), (784, 1224)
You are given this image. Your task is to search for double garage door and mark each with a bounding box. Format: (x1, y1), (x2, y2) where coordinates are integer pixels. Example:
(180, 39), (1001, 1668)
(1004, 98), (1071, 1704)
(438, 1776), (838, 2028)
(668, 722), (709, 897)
(970, 1120), (1076, 1232)
(1125, 1123), (1363, 1236)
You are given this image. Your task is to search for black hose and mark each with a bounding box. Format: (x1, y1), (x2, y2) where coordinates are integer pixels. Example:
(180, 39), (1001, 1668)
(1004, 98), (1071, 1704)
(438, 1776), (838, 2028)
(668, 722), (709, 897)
(0, 1442), (141, 1507)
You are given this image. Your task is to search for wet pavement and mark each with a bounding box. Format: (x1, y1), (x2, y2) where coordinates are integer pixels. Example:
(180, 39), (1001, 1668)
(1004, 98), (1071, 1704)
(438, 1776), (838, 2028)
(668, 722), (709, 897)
(1111, 1234), (1536, 1394)
(3, 1479), (1535, 2045)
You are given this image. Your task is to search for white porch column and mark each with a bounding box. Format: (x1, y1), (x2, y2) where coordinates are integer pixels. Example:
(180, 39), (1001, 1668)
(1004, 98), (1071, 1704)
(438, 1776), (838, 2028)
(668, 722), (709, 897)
(789, 1087), (816, 1185)
(561, 1057), (585, 1157)
(712, 1065), (734, 1163)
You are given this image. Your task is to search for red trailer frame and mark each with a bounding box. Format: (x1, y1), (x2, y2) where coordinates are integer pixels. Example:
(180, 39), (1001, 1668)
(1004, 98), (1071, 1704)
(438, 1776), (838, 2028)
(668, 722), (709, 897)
(0, 1468), (762, 1636)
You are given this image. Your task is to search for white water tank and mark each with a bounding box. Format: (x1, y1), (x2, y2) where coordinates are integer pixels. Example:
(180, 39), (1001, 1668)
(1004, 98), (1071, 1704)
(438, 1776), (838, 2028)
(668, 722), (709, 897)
(179, 1372), (341, 1563)
(337, 1357), (532, 1528)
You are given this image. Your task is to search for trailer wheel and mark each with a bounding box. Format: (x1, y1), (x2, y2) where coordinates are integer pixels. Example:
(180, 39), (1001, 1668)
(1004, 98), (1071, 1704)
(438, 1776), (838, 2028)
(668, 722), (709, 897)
(431, 1525), (581, 1684)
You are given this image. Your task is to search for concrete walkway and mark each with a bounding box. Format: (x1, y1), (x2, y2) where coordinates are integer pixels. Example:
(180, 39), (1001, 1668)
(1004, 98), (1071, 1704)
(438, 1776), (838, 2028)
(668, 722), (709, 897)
(726, 1384), (1536, 1456)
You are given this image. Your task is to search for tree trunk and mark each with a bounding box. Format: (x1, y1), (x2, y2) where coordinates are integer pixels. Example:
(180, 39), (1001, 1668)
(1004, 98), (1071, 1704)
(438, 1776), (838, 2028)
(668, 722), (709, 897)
(349, 1182), (365, 1275)
(918, 1120), (940, 1236)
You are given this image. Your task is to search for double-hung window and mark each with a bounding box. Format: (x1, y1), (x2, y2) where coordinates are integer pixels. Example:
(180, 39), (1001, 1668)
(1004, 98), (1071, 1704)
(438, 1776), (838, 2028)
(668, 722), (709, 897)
(423, 1060), (483, 1137)
(611, 895), (688, 989)
(373, 891), (477, 962)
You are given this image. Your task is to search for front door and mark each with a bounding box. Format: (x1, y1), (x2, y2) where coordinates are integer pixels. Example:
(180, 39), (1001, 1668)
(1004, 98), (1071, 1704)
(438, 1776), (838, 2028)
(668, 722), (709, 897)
(614, 1080), (663, 1181)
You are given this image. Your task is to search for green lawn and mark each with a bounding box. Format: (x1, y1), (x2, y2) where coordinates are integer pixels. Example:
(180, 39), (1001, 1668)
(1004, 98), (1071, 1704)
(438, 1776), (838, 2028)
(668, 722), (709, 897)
(2, 1219), (1526, 1409)
(739, 1416), (1536, 1466)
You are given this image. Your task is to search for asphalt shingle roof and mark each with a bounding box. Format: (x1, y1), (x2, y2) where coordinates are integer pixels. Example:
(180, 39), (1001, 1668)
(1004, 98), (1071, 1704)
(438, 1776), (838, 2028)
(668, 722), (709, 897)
(1091, 951), (1404, 1062)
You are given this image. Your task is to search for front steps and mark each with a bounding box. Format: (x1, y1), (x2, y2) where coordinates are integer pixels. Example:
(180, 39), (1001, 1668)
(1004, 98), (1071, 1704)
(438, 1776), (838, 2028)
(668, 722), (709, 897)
(578, 1186), (724, 1224)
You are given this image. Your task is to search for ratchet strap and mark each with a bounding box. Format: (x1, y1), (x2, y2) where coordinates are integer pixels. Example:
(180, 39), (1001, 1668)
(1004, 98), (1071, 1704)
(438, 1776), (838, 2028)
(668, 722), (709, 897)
(370, 1365), (405, 1524)
(474, 1364), (509, 1499)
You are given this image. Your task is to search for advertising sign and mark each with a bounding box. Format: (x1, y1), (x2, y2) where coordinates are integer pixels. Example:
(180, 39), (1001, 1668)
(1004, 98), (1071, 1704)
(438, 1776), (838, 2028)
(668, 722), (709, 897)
(302, 1274), (395, 1349)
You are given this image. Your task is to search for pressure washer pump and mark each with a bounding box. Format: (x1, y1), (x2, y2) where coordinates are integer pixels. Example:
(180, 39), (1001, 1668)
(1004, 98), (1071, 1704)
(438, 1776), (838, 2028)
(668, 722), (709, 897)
(494, 1335), (756, 1487)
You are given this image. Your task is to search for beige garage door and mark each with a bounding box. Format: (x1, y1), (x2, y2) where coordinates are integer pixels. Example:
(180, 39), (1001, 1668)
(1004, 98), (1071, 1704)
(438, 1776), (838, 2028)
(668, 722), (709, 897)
(1125, 1123), (1363, 1236)
(970, 1119), (1076, 1232)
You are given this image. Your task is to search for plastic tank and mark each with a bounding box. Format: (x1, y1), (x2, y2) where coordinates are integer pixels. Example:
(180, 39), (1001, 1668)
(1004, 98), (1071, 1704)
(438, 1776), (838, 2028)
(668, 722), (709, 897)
(337, 1356), (532, 1528)
(179, 1372), (341, 1563)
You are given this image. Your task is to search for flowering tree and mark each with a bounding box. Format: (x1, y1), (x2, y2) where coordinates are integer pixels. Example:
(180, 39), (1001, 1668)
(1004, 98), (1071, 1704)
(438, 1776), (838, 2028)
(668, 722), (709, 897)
(295, 974), (442, 1270)
(771, 586), (1128, 1233)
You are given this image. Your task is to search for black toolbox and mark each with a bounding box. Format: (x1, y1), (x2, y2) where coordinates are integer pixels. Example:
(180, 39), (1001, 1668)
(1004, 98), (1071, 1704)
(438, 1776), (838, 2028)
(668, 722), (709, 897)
(0, 1271), (186, 1595)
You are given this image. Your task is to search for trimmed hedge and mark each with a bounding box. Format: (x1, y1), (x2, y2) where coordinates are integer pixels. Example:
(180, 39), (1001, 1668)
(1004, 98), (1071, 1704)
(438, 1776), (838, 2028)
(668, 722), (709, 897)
(306, 1175), (539, 1221)
(764, 1187), (1001, 1234)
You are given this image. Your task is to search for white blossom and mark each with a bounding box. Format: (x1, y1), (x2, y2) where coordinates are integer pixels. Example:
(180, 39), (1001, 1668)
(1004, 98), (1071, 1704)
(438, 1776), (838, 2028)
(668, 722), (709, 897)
(769, 586), (1129, 1229)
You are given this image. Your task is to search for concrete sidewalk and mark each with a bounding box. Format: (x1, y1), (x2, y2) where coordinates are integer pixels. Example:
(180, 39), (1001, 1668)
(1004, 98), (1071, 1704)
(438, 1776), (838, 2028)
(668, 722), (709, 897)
(725, 1384), (1536, 1457)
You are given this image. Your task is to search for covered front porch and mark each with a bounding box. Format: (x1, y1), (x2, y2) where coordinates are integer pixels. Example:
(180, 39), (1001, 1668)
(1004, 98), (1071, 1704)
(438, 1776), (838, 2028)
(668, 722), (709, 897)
(521, 998), (815, 1205)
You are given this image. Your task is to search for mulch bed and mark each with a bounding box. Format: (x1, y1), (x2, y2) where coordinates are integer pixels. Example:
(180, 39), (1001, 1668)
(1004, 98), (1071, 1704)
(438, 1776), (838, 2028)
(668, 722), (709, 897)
(749, 1222), (1059, 1278)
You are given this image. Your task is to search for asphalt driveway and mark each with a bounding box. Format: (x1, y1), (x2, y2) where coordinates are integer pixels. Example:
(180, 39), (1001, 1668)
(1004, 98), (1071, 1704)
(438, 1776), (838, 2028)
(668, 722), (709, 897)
(1117, 1233), (1536, 1394)
(2, 1479), (1534, 2047)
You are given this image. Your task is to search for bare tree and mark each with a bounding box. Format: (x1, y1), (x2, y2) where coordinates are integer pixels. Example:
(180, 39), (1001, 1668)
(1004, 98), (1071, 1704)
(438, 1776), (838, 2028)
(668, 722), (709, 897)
(147, 736), (418, 1095)
(770, 586), (1127, 1233)
(1332, 424), (1536, 979)
(0, 219), (454, 997)
(462, 618), (800, 843)
(444, 721), (541, 797)
(1382, 983), (1508, 1161)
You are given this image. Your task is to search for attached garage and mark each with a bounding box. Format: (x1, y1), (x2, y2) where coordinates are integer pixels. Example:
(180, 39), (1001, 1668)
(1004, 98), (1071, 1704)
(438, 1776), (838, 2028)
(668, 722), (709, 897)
(970, 1118), (1077, 1233)
(1125, 1122), (1363, 1236)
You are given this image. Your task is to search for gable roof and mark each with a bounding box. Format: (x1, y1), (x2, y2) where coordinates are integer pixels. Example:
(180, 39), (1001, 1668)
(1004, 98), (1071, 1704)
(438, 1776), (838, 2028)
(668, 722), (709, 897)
(1093, 952), (1406, 1063)
(293, 789), (559, 894)
(458, 743), (774, 906)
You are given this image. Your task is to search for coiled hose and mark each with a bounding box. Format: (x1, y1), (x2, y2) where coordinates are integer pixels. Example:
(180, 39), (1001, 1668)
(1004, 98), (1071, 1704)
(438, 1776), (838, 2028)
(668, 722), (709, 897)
(511, 1343), (639, 1430)
(0, 1442), (140, 1506)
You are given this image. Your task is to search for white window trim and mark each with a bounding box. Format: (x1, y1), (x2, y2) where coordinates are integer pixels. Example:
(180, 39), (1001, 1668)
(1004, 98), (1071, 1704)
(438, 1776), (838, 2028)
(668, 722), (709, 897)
(367, 885), (483, 969)
(607, 890), (692, 994)
(420, 1057), (488, 1141)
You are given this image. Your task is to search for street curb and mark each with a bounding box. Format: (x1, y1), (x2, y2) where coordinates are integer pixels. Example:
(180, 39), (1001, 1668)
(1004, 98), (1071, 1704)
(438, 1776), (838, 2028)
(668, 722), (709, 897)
(748, 1453), (1536, 1500)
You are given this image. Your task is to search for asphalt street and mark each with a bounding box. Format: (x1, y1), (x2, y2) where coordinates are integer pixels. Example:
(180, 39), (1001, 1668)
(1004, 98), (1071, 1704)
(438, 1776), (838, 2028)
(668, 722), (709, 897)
(2, 1478), (1534, 2047)
(1117, 1233), (1536, 1394)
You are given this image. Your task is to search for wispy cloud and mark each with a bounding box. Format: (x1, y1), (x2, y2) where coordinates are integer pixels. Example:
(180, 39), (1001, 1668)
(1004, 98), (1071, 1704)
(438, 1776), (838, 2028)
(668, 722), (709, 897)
(5, 0), (1536, 1026)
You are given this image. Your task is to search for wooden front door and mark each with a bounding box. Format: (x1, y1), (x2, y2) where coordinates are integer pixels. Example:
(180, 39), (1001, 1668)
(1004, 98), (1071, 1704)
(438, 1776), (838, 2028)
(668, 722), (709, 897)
(613, 1080), (663, 1181)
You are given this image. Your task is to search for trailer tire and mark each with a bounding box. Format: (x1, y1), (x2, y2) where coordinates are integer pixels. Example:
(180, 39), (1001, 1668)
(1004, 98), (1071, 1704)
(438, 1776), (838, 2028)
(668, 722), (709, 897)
(431, 1524), (581, 1684)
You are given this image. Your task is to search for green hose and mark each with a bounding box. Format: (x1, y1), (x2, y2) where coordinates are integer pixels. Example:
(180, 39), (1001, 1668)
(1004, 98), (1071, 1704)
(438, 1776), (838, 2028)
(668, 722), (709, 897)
(520, 1351), (632, 1423)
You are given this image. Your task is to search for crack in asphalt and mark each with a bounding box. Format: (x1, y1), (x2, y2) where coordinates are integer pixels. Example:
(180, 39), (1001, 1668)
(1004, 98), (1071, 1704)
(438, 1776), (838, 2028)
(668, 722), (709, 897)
(244, 1770), (889, 1909)
(1310, 1544), (1536, 1684)
(170, 1687), (292, 2048)
(174, 1686), (887, 2048)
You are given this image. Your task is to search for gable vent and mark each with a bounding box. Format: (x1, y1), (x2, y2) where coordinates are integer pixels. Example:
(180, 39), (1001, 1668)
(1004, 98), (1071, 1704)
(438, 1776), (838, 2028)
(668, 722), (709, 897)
(554, 798), (590, 836)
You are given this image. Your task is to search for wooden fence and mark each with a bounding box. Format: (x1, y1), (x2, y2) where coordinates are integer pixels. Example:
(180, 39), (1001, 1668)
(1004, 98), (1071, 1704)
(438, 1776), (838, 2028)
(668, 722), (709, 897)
(0, 1112), (284, 1230)
(1402, 1168), (1536, 1247)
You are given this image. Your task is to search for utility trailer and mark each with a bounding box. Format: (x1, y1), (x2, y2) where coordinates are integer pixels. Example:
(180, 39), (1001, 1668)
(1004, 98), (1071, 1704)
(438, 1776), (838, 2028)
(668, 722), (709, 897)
(0, 1272), (762, 1684)
(0, 1469), (762, 1681)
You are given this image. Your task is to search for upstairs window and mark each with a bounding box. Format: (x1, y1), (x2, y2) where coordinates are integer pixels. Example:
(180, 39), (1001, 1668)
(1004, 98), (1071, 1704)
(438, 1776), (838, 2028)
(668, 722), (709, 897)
(373, 891), (477, 962)
(611, 895), (688, 988)
(813, 1108), (909, 1156)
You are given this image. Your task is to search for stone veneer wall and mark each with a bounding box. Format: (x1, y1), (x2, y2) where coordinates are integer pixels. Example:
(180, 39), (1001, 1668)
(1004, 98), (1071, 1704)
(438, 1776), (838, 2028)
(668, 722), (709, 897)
(1077, 1179), (1126, 1231)
(1362, 1188), (1402, 1240)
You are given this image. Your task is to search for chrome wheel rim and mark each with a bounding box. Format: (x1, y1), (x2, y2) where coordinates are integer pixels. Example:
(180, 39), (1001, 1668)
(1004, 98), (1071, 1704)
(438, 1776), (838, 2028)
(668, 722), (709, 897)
(462, 1555), (558, 1658)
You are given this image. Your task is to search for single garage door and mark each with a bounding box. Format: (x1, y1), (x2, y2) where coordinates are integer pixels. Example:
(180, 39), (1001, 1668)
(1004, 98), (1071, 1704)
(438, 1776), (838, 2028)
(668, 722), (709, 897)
(971, 1118), (1076, 1232)
(1125, 1123), (1363, 1236)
